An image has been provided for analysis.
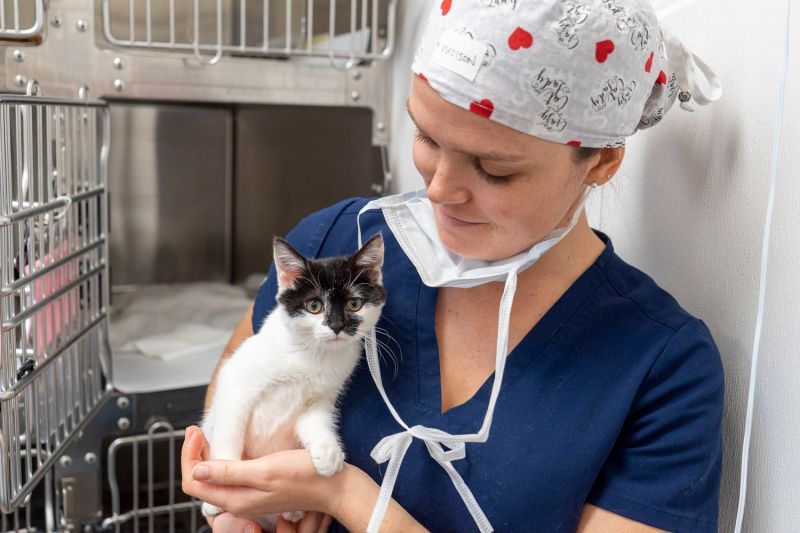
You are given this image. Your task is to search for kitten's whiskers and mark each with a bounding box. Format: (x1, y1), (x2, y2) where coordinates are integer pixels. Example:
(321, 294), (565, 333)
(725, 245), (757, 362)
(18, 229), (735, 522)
(356, 328), (401, 380)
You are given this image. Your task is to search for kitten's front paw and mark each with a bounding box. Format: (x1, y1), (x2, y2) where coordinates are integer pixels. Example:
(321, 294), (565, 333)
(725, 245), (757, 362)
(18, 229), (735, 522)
(281, 511), (306, 523)
(309, 441), (344, 477)
(201, 502), (222, 519)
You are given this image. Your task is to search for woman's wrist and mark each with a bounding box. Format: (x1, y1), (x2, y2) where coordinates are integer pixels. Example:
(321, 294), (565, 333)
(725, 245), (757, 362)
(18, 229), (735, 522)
(326, 463), (428, 532)
(323, 462), (358, 518)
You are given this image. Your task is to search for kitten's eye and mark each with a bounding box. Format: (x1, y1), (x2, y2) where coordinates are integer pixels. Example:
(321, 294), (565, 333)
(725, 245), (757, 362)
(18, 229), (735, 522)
(346, 298), (363, 312)
(305, 299), (324, 314)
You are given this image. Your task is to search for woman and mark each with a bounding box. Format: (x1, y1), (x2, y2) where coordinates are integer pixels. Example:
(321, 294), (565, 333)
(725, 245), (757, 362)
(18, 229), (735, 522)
(182, 1), (724, 531)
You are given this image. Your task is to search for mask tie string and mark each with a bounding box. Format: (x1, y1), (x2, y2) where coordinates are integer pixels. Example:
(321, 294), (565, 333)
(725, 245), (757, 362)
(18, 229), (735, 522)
(360, 185), (591, 532)
(364, 268), (520, 533)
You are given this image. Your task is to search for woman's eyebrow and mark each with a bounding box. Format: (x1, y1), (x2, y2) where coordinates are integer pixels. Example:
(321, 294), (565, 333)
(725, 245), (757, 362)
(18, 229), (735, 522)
(406, 100), (524, 162)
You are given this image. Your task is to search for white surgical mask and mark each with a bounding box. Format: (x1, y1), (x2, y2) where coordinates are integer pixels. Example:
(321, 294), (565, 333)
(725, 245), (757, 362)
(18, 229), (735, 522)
(357, 184), (594, 533)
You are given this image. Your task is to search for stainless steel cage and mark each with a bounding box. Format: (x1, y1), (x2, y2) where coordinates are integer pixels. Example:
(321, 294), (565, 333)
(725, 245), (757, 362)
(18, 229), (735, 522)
(0, 88), (112, 514)
(103, 421), (207, 533)
(2, 467), (62, 532)
(0, 0), (44, 42)
(101, 0), (397, 66)
(0, 0), (397, 526)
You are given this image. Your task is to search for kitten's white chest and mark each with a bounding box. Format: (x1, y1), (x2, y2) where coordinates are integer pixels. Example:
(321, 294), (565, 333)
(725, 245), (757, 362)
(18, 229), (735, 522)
(244, 385), (305, 458)
(242, 354), (352, 458)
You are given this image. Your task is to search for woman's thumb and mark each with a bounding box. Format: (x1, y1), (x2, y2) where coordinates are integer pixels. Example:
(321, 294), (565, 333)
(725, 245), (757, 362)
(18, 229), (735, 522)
(192, 458), (257, 486)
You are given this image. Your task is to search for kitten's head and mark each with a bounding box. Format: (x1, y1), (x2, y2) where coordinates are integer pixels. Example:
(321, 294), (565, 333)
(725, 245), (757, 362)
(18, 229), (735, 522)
(273, 234), (386, 347)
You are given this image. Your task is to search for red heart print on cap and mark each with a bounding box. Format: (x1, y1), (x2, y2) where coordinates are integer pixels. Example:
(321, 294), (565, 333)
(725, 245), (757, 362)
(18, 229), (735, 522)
(508, 27), (533, 51)
(441, 0), (452, 16)
(645, 52), (654, 73)
(656, 70), (667, 85)
(470, 99), (494, 118)
(567, 141), (582, 147)
(595, 40), (615, 63)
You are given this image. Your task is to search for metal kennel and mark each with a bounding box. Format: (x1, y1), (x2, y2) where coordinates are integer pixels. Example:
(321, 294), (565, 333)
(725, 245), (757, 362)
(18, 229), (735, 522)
(1, 0), (398, 530)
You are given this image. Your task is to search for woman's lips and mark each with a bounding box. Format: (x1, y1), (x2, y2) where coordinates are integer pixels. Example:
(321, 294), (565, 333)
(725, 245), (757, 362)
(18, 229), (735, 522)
(435, 206), (483, 227)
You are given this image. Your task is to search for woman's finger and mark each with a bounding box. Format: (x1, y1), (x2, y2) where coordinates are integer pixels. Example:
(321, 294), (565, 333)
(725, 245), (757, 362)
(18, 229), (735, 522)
(211, 511), (261, 533)
(181, 426), (205, 495)
(276, 515), (297, 533)
(296, 512), (325, 533)
(199, 429), (210, 462)
(276, 512), (328, 533)
(318, 513), (333, 533)
(192, 456), (266, 487)
(181, 427), (266, 507)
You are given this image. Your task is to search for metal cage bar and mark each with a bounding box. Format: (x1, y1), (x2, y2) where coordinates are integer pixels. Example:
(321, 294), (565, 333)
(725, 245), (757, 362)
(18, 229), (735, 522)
(0, 94), (112, 514)
(0, 0), (44, 41)
(103, 422), (206, 533)
(101, 0), (396, 64)
(0, 467), (60, 533)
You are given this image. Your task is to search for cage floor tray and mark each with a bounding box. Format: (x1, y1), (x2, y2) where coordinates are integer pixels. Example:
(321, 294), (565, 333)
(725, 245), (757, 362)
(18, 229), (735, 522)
(109, 281), (254, 393)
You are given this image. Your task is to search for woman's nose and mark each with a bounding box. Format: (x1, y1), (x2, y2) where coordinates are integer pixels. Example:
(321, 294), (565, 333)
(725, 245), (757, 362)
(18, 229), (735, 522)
(425, 153), (471, 205)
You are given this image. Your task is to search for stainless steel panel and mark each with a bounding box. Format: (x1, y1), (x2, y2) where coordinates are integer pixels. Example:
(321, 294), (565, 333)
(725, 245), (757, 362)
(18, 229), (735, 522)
(233, 104), (381, 282)
(107, 103), (233, 286)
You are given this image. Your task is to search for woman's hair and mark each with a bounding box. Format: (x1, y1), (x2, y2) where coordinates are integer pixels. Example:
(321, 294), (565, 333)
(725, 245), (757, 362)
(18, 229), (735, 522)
(571, 146), (602, 166)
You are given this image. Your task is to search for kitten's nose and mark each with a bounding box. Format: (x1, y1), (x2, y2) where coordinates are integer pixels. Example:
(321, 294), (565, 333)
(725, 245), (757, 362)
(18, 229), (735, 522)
(329, 320), (345, 335)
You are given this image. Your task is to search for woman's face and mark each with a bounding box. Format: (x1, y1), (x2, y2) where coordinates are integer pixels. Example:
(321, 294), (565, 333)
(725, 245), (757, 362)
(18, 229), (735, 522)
(409, 75), (606, 261)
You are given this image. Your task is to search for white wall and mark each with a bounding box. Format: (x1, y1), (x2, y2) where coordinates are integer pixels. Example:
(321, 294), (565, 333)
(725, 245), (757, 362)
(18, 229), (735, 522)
(387, 1), (430, 194)
(389, 1), (799, 531)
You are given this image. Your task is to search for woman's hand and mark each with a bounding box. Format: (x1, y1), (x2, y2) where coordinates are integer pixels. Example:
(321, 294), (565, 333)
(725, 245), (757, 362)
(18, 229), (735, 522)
(206, 510), (332, 533)
(182, 425), (425, 532)
(181, 426), (343, 522)
(207, 511), (262, 533)
(276, 512), (333, 533)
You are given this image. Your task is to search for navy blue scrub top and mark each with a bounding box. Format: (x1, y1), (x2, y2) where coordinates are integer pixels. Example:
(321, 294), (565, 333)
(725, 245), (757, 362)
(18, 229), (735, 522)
(252, 198), (725, 533)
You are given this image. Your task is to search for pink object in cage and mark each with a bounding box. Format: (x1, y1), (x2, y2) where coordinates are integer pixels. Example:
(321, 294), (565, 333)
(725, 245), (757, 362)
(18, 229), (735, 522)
(23, 242), (73, 361)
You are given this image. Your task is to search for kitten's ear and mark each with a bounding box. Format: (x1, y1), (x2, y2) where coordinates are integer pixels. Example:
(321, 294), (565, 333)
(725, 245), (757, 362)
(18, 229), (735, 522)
(273, 237), (307, 290)
(353, 233), (384, 284)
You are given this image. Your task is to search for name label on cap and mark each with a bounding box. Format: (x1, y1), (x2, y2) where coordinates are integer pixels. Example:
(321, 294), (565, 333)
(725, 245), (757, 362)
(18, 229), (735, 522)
(432, 29), (487, 82)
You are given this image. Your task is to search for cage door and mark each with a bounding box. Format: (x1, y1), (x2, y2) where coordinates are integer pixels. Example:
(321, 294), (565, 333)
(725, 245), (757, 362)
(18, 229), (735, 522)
(0, 90), (113, 514)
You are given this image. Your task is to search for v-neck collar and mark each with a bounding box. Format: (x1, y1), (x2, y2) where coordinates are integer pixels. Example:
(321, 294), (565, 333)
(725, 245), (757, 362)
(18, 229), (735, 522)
(409, 229), (615, 434)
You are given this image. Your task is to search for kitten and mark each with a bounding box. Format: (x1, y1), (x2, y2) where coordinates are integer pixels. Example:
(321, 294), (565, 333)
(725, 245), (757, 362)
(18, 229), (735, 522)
(200, 233), (386, 531)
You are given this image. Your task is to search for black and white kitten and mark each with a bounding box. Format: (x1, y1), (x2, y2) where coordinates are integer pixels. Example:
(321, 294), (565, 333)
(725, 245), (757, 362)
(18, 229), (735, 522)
(201, 234), (386, 530)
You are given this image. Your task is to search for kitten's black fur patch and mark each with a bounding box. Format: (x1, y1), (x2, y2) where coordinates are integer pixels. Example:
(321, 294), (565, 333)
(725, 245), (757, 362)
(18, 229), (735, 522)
(275, 237), (386, 337)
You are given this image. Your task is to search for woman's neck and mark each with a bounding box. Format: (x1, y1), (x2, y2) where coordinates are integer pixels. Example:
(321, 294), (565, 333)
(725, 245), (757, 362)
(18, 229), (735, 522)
(501, 210), (603, 294)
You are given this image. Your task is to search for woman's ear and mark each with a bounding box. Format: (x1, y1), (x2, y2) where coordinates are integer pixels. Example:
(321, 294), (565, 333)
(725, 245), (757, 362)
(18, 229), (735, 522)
(584, 146), (625, 186)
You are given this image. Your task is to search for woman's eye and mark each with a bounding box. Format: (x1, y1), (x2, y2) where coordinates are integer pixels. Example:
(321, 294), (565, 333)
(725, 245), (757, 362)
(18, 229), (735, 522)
(305, 299), (324, 314)
(414, 129), (437, 147)
(474, 163), (512, 184)
(346, 298), (364, 312)
(415, 128), (512, 183)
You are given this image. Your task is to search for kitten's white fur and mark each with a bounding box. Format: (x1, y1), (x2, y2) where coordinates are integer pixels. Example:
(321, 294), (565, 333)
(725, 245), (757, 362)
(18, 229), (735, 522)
(201, 237), (384, 531)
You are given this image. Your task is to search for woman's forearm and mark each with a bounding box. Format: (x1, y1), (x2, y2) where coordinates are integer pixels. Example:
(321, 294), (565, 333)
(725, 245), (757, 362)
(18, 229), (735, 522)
(331, 465), (429, 533)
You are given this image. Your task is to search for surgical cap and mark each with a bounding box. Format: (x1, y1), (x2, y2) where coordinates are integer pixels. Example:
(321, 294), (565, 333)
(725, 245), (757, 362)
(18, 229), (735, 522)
(411, 0), (722, 148)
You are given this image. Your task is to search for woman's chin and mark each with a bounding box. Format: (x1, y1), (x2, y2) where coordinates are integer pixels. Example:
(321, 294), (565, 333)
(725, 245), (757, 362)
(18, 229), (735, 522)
(436, 228), (488, 259)
(437, 227), (532, 262)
